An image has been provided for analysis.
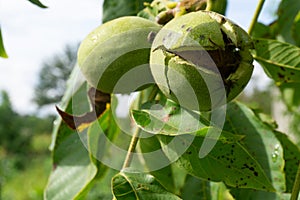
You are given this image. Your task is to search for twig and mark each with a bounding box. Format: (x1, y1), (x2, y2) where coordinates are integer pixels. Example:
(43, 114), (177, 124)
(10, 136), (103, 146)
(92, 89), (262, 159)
(122, 127), (141, 169)
(248, 0), (266, 35)
(121, 85), (159, 169)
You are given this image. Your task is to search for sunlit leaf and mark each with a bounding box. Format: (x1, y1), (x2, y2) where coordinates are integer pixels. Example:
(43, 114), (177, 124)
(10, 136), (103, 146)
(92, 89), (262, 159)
(0, 27), (8, 58)
(210, 182), (234, 200)
(158, 129), (275, 192)
(45, 66), (101, 199)
(275, 131), (300, 192)
(112, 172), (181, 199)
(132, 100), (210, 135)
(44, 128), (97, 200)
(252, 38), (300, 85)
(223, 106), (294, 199)
(223, 102), (286, 192)
(49, 65), (87, 150)
(80, 109), (122, 199)
(27, 0), (47, 8)
(102, 0), (152, 23)
(278, 83), (300, 142)
(133, 102), (278, 191)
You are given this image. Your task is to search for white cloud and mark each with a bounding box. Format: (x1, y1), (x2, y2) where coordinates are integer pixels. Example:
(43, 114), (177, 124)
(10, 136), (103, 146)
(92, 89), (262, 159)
(0, 0), (103, 114)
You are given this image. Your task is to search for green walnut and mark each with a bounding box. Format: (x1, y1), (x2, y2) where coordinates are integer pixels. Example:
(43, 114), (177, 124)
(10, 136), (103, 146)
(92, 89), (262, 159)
(150, 11), (254, 111)
(78, 16), (161, 94)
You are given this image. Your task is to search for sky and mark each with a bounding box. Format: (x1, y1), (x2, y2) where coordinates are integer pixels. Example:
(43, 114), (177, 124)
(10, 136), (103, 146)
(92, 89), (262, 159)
(0, 0), (279, 114)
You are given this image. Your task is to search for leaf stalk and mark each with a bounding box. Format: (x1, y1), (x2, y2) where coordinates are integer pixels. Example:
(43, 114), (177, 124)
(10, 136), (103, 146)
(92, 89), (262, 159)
(248, 0), (266, 35)
(122, 85), (159, 169)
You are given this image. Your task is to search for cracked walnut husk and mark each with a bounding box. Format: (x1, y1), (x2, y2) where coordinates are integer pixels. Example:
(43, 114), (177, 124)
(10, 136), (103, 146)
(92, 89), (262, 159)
(150, 10), (254, 111)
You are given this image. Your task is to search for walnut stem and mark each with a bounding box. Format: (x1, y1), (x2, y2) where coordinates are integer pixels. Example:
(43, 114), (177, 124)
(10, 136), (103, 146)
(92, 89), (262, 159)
(121, 86), (159, 170)
(248, 0), (266, 35)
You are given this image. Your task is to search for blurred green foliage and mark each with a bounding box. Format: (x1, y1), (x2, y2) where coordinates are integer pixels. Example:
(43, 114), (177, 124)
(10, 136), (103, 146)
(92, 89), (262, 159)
(0, 90), (53, 199)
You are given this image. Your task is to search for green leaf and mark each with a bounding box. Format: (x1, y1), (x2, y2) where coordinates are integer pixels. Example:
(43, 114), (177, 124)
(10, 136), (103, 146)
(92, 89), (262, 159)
(139, 135), (175, 192)
(227, 105), (299, 198)
(278, 82), (300, 143)
(133, 100), (281, 191)
(0, 27), (8, 58)
(85, 168), (118, 200)
(252, 109), (278, 130)
(206, 0), (227, 15)
(158, 128), (275, 192)
(229, 188), (292, 200)
(27, 0), (47, 8)
(223, 102), (286, 192)
(44, 129), (98, 200)
(111, 172), (182, 199)
(132, 110), (152, 127)
(87, 94), (134, 170)
(181, 175), (211, 199)
(84, 98), (129, 199)
(276, 0), (300, 44)
(252, 22), (271, 38)
(279, 82), (300, 111)
(210, 182), (234, 200)
(102, 0), (152, 23)
(139, 134), (187, 195)
(87, 103), (124, 170)
(252, 22), (277, 39)
(132, 100), (210, 135)
(45, 66), (100, 199)
(49, 65), (88, 150)
(275, 131), (300, 192)
(292, 11), (300, 46)
(252, 38), (300, 85)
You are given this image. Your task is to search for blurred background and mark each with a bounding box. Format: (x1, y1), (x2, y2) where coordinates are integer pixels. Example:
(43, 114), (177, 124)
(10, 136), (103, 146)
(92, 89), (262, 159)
(0, 0), (291, 199)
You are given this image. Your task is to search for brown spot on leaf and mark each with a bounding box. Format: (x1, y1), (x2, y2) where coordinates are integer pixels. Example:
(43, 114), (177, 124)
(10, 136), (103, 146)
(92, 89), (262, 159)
(280, 67), (286, 71)
(278, 73), (285, 79)
(186, 27), (192, 32)
(220, 16), (226, 25)
(199, 35), (205, 40)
